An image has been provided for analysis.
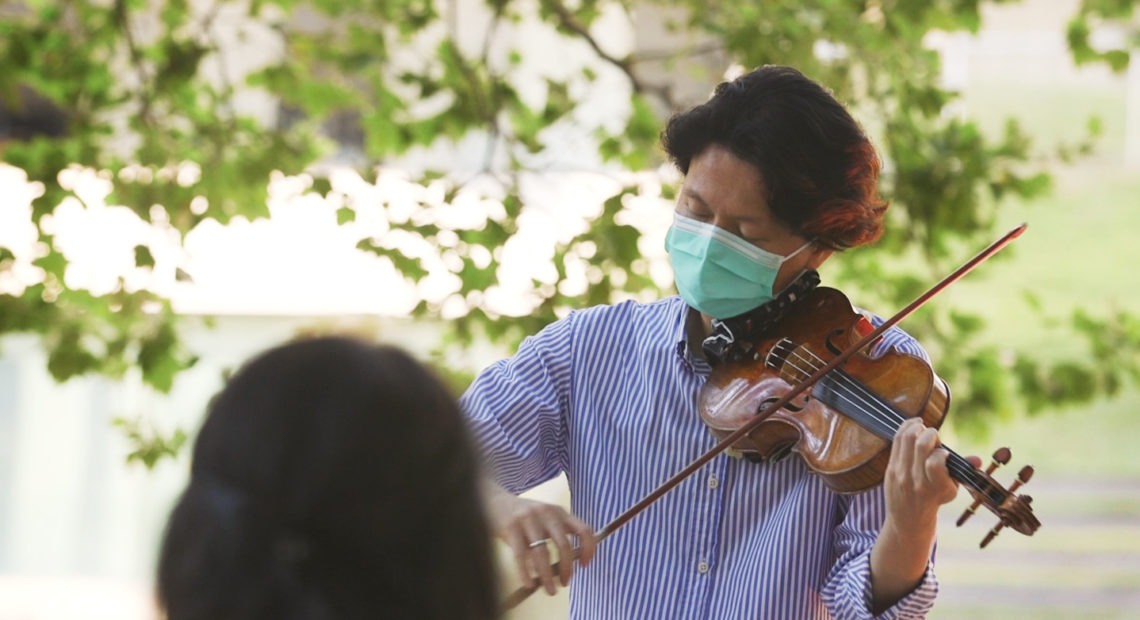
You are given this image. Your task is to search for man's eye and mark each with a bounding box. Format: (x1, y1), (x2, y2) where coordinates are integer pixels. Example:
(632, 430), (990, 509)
(681, 207), (712, 221)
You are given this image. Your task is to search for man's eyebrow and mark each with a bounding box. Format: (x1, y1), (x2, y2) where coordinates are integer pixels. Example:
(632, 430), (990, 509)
(681, 186), (776, 227)
(680, 187), (710, 208)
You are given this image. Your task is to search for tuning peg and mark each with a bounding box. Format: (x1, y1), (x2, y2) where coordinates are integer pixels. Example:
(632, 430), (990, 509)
(956, 448), (1012, 527)
(1010, 465), (1034, 491)
(979, 465), (1035, 548)
(980, 521), (1004, 548)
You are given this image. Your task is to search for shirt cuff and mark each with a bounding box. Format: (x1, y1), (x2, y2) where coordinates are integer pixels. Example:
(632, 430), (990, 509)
(855, 552), (939, 620)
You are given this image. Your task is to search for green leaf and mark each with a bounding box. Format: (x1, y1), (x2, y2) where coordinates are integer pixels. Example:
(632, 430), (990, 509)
(137, 321), (193, 393)
(113, 416), (189, 470)
(46, 327), (100, 381)
(1104, 49), (1131, 72)
(134, 245), (155, 268)
(32, 247), (67, 278)
(356, 239), (429, 281)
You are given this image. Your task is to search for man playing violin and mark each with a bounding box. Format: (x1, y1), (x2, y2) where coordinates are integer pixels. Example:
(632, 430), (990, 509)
(461, 65), (977, 619)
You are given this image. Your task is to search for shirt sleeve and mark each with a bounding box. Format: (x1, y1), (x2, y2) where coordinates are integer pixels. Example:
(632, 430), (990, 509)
(458, 312), (576, 495)
(821, 489), (939, 619)
(861, 311), (931, 363)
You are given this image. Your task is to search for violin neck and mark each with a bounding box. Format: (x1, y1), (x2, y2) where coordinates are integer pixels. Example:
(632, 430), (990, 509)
(944, 447), (1008, 504)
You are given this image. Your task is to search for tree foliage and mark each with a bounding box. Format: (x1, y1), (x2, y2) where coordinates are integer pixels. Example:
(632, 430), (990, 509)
(1067, 0), (1138, 72)
(2, 0), (1139, 460)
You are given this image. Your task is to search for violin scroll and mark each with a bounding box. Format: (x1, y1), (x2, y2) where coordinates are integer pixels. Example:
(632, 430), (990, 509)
(954, 448), (1040, 548)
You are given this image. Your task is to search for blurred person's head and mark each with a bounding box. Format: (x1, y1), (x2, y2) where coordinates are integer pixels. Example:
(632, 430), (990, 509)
(662, 64), (887, 251)
(157, 336), (499, 620)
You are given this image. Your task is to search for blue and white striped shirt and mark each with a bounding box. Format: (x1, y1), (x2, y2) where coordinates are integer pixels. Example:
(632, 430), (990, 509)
(461, 296), (938, 619)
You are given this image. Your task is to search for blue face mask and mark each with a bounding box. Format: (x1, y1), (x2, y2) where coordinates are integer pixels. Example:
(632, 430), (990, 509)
(665, 212), (813, 319)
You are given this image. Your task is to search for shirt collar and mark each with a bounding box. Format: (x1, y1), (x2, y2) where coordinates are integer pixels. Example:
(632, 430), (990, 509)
(671, 299), (712, 376)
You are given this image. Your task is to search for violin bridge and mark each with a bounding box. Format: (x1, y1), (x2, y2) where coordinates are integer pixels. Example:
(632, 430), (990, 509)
(764, 338), (794, 371)
(766, 338), (814, 385)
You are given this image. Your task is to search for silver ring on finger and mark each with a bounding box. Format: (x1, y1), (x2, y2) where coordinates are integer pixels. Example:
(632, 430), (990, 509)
(528, 538), (550, 549)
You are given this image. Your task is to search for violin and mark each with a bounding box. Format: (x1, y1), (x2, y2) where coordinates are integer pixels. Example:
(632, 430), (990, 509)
(500, 224), (1040, 611)
(699, 285), (1041, 545)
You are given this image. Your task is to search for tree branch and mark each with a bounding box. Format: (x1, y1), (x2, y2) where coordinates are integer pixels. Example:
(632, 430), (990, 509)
(112, 0), (154, 125)
(541, 0), (677, 108)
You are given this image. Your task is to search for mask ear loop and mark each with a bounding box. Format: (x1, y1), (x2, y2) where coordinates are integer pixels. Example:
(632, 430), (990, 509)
(803, 234), (847, 265)
(782, 238), (815, 262)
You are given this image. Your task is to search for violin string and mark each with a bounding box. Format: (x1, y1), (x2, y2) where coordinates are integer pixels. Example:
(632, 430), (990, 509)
(787, 348), (990, 490)
(783, 350), (988, 491)
(781, 347), (987, 487)
(776, 346), (990, 491)
(784, 346), (929, 436)
(778, 345), (904, 435)
(778, 348), (901, 435)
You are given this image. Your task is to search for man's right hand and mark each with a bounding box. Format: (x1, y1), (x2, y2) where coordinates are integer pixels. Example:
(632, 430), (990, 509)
(483, 480), (597, 595)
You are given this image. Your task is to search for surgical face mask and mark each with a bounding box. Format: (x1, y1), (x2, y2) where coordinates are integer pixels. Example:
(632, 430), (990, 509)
(665, 212), (813, 319)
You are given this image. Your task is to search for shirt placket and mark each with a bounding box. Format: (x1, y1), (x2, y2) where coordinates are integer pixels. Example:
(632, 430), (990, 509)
(683, 452), (726, 619)
(677, 343), (724, 619)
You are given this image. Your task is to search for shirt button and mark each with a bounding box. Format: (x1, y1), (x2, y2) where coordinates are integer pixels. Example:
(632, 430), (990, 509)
(697, 561), (710, 574)
(707, 476), (719, 489)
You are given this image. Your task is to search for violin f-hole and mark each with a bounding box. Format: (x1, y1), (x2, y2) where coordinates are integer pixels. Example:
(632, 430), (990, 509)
(758, 395), (807, 414)
(823, 327), (847, 356)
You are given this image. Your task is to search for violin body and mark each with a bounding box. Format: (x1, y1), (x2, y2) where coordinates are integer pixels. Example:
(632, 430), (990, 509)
(699, 287), (951, 493)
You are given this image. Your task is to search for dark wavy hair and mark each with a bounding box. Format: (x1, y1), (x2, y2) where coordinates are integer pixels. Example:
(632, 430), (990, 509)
(157, 336), (499, 620)
(661, 65), (887, 250)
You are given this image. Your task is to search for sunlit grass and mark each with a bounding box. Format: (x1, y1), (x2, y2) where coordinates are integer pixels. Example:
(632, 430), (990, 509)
(941, 164), (1140, 335)
(939, 560), (1140, 589)
(942, 387), (1140, 478)
(935, 605), (1132, 620)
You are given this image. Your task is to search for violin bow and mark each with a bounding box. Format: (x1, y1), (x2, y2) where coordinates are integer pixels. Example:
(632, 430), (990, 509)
(501, 223), (1028, 611)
